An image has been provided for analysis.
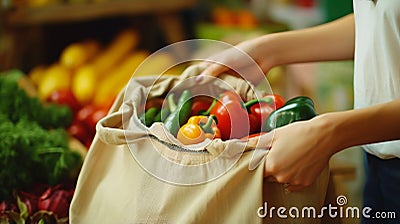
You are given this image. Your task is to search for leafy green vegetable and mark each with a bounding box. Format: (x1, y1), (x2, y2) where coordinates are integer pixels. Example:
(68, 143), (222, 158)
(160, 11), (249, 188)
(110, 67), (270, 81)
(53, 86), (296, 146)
(0, 70), (73, 129)
(0, 115), (81, 200)
(0, 70), (82, 200)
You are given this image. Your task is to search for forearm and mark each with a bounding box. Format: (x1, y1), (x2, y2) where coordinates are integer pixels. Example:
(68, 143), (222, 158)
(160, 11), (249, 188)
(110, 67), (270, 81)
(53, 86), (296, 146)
(255, 14), (355, 70)
(316, 99), (400, 154)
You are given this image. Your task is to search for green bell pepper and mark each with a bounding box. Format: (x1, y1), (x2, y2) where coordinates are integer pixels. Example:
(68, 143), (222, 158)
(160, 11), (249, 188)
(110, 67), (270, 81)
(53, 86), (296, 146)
(163, 90), (193, 136)
(139, 107), (160, 127)
(154, 107), (170, 123)
(262, 96), (317, 132)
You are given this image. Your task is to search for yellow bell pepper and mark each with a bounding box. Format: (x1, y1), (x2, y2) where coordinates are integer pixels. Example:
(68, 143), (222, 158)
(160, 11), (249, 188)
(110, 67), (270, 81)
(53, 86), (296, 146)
(177, 115), (221, 145)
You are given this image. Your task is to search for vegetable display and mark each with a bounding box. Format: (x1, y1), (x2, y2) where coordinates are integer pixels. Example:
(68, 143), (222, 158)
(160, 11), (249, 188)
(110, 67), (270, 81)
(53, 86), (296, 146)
(0, 30), (186, 222)
(0, 70), (83, 222)
(0, 115), (81, 199)
(0, 70), (73, 129)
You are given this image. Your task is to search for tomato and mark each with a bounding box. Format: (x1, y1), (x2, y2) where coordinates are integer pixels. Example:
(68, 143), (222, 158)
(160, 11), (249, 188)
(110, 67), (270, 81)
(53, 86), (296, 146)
(262, 94), (285, 110)
(76, 104), (109, 134)
(67, 120), (90, 144)
(47, 89), (81, 113)
(76, 104), (97, 122)
(85, 139), (93, 149)
(76, 104), (98, 132)
(88, 107), (109, 129)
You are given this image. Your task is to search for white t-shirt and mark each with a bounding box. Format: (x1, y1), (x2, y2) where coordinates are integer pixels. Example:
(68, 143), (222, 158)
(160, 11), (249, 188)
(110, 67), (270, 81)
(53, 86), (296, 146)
(353, 0), (400, 159)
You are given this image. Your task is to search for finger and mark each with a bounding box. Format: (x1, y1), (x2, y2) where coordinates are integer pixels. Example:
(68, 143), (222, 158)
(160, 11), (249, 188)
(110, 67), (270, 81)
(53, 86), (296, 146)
(196, 62), (230, 84)
(181, 63), (207, 78)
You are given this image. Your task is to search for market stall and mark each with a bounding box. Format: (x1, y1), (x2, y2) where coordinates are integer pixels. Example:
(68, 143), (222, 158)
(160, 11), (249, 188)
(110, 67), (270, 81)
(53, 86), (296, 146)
(0, 1), (358, 223)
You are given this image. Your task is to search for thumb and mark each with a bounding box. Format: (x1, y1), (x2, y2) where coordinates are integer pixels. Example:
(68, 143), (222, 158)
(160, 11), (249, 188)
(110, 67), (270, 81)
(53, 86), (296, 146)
(180, 63), (207, 79)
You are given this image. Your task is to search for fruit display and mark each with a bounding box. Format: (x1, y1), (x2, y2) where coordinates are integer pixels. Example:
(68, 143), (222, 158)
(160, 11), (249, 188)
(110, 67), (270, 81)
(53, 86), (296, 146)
(139, 89), (317, 145)
(26, 29), (180, 148)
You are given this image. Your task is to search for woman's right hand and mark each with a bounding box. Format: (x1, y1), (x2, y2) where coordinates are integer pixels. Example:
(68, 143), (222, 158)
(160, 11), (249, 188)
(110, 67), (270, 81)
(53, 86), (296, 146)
(194, 36), (273, 85)
(192, 14), (355, 85)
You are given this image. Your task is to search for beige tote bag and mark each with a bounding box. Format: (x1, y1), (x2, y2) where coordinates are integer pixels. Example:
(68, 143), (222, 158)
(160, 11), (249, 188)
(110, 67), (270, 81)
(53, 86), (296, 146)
(70, 73), (330, 224)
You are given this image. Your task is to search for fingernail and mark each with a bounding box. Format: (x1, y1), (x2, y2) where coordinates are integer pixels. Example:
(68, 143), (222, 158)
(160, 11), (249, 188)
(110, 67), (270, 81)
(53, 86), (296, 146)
(195, 75), (203, 83)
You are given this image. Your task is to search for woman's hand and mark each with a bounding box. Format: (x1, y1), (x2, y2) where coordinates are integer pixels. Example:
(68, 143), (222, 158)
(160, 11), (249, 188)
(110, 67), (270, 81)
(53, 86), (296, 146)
(195, 36), (272, 85)
(262, 99), (400, 192)
(193, 14), (355, 85)
(263, 115), (338, 192)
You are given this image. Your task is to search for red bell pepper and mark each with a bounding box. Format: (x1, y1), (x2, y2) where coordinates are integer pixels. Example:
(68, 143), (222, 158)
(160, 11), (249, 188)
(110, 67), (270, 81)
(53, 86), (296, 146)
(244, 93), (285, 134)
(245, 98), (275, 134)
(190, 96), (213, 116)
(208, 91), (249, 140)
(262, 93), (285, 110)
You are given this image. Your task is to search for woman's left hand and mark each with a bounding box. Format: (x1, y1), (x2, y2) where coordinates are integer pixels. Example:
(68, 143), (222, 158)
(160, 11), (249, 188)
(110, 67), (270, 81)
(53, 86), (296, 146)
(263, 116), (337, 192)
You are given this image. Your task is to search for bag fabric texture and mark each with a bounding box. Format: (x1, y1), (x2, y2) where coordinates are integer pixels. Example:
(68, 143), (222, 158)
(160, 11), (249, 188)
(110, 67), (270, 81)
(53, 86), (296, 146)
(70, 71), (331, 224)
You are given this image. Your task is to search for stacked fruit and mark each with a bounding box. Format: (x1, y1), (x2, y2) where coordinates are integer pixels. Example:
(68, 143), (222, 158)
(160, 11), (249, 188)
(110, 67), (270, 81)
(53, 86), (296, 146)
(28, 30), (150, 148)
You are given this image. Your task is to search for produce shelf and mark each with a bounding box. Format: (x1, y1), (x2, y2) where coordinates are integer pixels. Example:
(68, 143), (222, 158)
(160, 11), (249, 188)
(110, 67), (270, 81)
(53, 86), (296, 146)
(0, 0), (196, 71)
(2, 0), (196, 26)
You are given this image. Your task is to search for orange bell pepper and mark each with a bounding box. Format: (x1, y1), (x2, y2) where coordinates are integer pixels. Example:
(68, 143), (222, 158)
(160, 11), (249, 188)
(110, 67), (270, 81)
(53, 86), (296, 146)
(177, 115), (221, 145)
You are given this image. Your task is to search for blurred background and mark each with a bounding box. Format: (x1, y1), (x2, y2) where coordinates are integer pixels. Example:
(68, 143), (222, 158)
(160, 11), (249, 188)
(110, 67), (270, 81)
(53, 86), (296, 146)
(1, 0), (362, 223)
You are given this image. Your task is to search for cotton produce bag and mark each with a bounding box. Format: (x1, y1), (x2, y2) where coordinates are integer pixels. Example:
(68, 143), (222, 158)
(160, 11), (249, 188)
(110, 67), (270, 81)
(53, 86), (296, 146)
(70, 70), (331, 224)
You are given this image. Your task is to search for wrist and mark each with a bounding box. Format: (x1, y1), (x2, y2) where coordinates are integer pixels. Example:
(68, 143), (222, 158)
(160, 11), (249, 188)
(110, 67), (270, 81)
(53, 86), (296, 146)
(251, 34), (280, 72)
(311, 113), (348, 155)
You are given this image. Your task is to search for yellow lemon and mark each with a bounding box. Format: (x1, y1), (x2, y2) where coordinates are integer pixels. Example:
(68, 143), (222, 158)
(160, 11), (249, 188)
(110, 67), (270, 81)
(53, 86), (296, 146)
(28, 65), (47, 86)
(38, 64), (72, 100)
(60, 40), (100, 69)
(72, 65), (97, 105)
